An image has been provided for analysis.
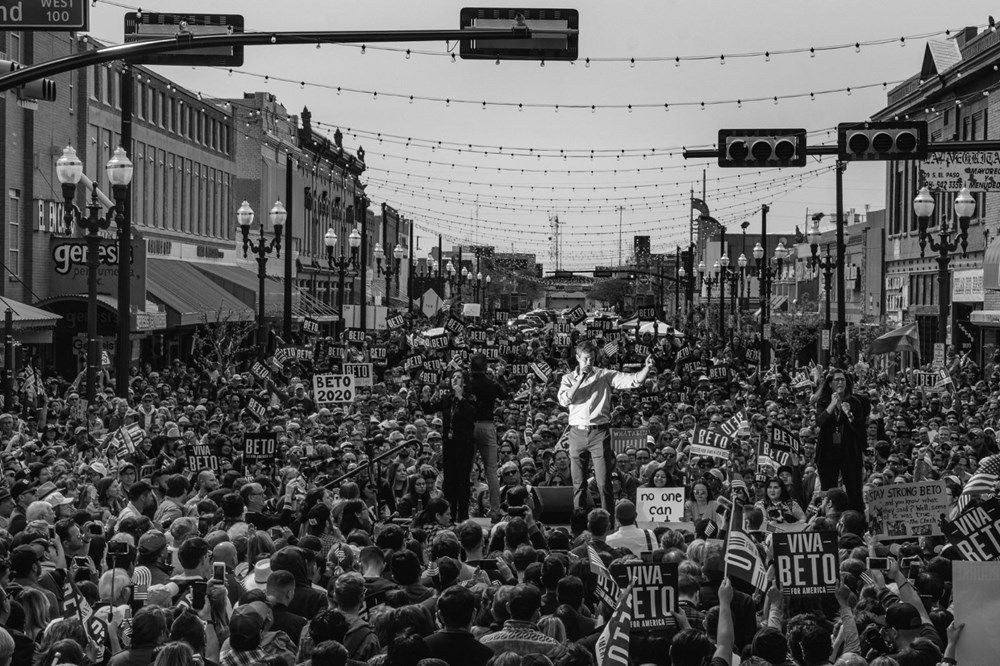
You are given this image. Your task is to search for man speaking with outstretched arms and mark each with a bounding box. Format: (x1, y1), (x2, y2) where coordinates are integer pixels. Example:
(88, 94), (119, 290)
(557, 340), (655, 517)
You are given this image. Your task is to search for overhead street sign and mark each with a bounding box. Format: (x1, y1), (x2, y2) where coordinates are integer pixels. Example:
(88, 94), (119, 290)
(0, 0), (89, 31)
(124, 12), (245, 66)
(460, 7), (578, 61)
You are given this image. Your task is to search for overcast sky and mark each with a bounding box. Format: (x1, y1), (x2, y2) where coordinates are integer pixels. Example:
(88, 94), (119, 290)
(89, 0), (994, 270)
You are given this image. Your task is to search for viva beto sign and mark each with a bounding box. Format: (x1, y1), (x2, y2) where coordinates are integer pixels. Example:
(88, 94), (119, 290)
(50, 237), (146, 309)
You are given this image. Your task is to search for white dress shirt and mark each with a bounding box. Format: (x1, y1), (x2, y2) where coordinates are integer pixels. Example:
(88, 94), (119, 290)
(557, 367), (644, 426)
(606, 524), (657, 555)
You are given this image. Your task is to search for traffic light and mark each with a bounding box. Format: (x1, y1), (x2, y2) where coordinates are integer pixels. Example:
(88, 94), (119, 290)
(0, 60), (57, 102)
(837, 121), (927, 161)
(718, 129), (807, 168)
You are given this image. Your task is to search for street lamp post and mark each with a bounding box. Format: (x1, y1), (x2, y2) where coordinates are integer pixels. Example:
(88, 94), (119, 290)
(718, 228), (727, 340)
(699, 260), (720, 344)
(914, 186), (975, 346)
(56, 145), (133, 404)
(808, 220), (838, 365)
(374, 240), (406, 310)
(736, 253), (748, 334)
(753, 237), (787, 367)
(325, 227), (362, 336)
(238, 200), (285, 359)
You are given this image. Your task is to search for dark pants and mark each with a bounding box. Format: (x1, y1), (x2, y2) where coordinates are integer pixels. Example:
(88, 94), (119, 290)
(568, 426), (615, 516)
(817, 446), (865, 513)
(442, 432), (475, 521)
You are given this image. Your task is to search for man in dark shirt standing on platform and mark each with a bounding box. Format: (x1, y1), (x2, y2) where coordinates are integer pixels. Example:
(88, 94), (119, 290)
(467, 353), (509, 522)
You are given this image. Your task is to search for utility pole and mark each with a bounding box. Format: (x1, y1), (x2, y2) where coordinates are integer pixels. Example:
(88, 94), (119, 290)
(618, 206), (623, 266)
(116, 63), (133, 398)
(835, 161), (847, 366)
(283, 152), (294, 339)
(759, 204), (770, 369)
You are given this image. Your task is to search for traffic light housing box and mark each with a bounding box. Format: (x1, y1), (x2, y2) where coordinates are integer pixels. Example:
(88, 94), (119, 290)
(718, 129), (807, 168)
(0, 59), (56, 101)
(837, 121), (928, 161)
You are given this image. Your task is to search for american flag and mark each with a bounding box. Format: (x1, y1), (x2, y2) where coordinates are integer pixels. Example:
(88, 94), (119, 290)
(602, 341), (619, 357)
(595, 581), (633, 666)
(730, 478), (748, 497)
(723, 505), (768, 593)
(977, 454), (1000, 477)
(106, 423), (143, 459)
(63, 578), (107, 656)
(132, 566), (151, 601)
(956, 472), (999, 513)
(588, 545), (620, 608)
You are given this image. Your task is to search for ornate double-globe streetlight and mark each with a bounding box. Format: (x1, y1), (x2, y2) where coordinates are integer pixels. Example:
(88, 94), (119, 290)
(56, 145), (133, 403)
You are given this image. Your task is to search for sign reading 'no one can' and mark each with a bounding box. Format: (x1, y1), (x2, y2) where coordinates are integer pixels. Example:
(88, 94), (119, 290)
(773, 531), (840, 596)
(636, 487), (685, 523)
(313, 374), (355, 405)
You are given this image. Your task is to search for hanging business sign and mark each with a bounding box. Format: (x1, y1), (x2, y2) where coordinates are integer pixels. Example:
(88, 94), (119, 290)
(919, 151), (1000, 192)
(49, 237), (146, 309)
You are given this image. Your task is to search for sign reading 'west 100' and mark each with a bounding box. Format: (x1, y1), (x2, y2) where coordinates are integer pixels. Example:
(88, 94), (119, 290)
(0, 0), (89, 31)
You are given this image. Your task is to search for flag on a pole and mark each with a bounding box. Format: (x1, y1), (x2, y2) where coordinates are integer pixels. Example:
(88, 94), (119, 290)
(602, 341), (619, 357)
(868, 322), (920, 356)
(595, 581), (634, 666)
(106, 423), (143, 459)
(723, 503), (768, 593)
(956, 472), (998, 513)
(691, 197), (711, 218)
(588, 545), (620, 609)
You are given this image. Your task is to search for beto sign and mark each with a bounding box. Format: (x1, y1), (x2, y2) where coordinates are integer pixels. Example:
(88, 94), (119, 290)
(0, 0), (89, 31)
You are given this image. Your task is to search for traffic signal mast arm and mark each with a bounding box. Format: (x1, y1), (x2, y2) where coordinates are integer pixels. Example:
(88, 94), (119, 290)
(0, 26), (579, 94)
(684, 139), (1000, 159)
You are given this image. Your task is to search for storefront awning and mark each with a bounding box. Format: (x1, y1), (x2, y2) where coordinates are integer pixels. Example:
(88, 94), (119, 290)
(193, 263), (339, 322)
(985, 235), (1000, 291)
(771, 294), (788, 310)
(0, 297), (60, 329)
(146, 259), (255, 327)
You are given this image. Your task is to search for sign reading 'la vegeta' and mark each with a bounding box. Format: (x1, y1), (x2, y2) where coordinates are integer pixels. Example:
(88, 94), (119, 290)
(49, 237), (146, 308)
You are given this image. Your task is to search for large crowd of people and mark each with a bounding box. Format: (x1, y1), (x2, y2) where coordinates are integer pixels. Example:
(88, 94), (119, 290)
(0, 306), (990, 666)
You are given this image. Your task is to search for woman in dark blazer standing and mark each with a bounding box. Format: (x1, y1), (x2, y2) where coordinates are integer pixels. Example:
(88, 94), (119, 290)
(815, 369), (870, 513)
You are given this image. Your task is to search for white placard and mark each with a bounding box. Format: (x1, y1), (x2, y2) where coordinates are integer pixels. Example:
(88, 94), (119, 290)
(313, 373), (356, 405)
(342, 362), (373, 387)
(636, 487), (685, 523)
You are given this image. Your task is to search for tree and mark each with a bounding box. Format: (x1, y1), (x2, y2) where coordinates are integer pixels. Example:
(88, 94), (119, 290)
(588, 278), (629, 308)
(770, 309), (824, 365)
(191, 309), (257, 379)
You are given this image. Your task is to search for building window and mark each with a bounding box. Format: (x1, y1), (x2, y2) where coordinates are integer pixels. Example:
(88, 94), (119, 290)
(106, 67), (115, 106)
(8, 31), (21, 63)
(89, 65), (98, 100)
(7, 188), (20, 278)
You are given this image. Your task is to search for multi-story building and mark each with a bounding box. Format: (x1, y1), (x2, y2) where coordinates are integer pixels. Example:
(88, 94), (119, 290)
(0, 30), (407, 378)
(872, 24), (995, 359)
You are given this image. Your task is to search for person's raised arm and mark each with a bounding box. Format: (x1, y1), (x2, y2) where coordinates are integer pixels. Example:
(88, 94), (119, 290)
(713, 577), (735, 664)
(888, 557), (932, 626)
(609, 354), (656, 390)
(835, 583), (861, 655)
